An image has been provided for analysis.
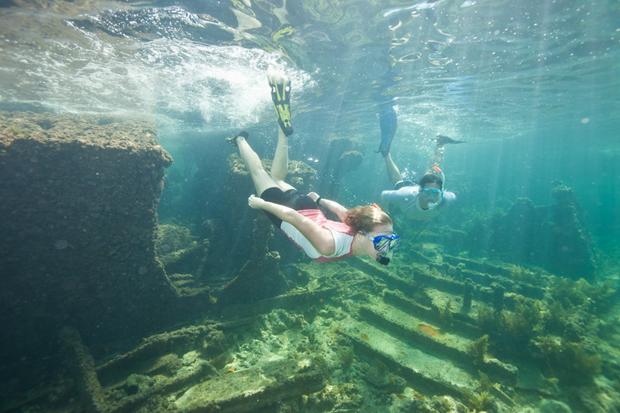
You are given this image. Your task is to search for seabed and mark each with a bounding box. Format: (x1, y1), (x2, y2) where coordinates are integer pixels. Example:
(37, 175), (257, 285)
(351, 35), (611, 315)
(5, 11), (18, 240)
(5, 251), (620, 413)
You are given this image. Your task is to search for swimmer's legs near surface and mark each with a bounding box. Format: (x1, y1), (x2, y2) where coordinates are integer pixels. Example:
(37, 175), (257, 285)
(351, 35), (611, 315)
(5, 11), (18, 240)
(432, 143), (446, 168)
(431, 135), (465, 169)
(267, 73), (295, 191)
(384, 152), (405, 185)
(270, 128), (295, 191)
(377, 104), (397, 157)
(234, 133), (280, 196)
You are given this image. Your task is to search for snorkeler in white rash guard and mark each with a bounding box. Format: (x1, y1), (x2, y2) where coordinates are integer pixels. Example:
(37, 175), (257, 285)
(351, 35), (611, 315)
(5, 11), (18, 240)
(377, 105), (464, 221)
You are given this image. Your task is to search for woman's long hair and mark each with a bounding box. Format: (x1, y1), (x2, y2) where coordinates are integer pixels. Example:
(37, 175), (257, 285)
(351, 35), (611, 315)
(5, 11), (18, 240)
(345, 204), (392, 233)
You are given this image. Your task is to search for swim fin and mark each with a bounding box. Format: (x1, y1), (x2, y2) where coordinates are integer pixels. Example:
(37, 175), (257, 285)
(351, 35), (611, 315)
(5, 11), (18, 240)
(436, 134), (465, 146)
(268, 76), (294, 136)
(377, 105), (397, 156)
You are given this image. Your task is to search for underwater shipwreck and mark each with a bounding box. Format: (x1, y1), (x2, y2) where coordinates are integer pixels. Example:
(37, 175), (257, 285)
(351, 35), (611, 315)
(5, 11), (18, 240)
(1, 112), (620, 413)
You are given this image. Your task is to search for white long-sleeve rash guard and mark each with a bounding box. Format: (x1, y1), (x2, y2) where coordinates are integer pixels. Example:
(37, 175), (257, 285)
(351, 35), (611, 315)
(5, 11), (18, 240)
(381, 184), (456, 221)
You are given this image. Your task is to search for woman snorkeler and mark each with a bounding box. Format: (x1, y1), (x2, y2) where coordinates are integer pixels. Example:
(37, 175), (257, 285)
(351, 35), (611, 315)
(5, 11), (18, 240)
(227, 74), (400, 265)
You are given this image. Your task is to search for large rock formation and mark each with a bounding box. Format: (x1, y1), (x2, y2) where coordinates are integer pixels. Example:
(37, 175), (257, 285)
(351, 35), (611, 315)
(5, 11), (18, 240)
(0, 112), (177, 376)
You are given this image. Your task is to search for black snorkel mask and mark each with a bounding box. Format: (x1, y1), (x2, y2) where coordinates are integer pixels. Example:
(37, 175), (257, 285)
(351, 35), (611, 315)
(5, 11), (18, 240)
(368, 233), (400, 266)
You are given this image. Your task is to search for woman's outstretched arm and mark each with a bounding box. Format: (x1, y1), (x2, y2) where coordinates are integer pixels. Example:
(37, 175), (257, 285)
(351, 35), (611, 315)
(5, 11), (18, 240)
(248, 195), (335, 255)
(307, 192), (348, 222)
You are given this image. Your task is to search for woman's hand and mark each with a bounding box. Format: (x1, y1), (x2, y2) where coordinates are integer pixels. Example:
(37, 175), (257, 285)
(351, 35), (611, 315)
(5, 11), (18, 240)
(248, 194), (266, 209)
(307, 192), (319, 202)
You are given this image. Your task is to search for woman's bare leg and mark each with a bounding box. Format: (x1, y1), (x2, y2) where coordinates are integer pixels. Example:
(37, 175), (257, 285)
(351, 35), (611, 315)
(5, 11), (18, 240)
(267, 73), (295, 192)
(270, 128), (295, 191)
(270, 128), (288, 181)
(236, 136), (279, 195)
(384, 153), (404, 185)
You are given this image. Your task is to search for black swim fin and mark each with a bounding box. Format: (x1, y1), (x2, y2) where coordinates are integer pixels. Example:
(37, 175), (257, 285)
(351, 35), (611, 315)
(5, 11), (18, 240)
(436, 134), (465, 146)
(268, 76), (294, 136)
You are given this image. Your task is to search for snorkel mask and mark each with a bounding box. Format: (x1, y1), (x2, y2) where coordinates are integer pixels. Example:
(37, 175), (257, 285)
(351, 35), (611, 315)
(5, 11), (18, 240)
(419, 187), (444, 210)
(418, 165), (445, 211)
(368, 233), (401, 266)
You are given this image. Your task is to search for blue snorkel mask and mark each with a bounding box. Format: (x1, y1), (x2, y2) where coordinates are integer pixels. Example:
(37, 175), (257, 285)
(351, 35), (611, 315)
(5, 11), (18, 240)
(368, 233), (401, 266)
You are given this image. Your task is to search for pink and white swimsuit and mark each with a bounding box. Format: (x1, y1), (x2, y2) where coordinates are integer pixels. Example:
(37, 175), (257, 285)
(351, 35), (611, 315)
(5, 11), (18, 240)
(279, 209), (355, 262)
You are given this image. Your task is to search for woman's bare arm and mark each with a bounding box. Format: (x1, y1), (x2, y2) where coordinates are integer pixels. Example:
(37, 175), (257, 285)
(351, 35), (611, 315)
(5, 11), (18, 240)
(318, 198), (348, 222)
(307, 191), (348, 222)
(248, 195), (335, 255)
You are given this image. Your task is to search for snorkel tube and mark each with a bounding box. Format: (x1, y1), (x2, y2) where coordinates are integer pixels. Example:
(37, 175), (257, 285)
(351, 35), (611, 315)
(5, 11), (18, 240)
(376, 255), (391, 266)
(422, 188), (444, 210)
(431, 164), (446, 188)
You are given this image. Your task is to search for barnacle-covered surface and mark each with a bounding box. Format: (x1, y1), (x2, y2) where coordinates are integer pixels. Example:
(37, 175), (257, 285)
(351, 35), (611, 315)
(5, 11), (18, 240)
(0, 111), (177, 393)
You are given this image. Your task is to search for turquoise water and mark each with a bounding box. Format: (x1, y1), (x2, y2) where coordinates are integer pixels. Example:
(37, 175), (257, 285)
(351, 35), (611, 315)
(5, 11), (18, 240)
(1, 1), (617, 243)
(1, 1), (619, 411)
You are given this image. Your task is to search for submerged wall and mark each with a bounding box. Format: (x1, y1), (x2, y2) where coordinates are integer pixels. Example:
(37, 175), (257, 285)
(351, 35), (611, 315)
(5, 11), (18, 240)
(0, 112), (177, 374)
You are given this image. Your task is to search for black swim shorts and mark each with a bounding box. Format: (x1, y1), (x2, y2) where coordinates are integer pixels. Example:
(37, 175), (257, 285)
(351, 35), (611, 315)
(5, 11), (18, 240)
(394, 179), (415, 190)
(259, 187), (318, 226)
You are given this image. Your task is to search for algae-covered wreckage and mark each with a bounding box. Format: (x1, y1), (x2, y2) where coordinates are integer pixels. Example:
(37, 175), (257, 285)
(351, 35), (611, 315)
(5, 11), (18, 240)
(1, 112), (620, 412)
